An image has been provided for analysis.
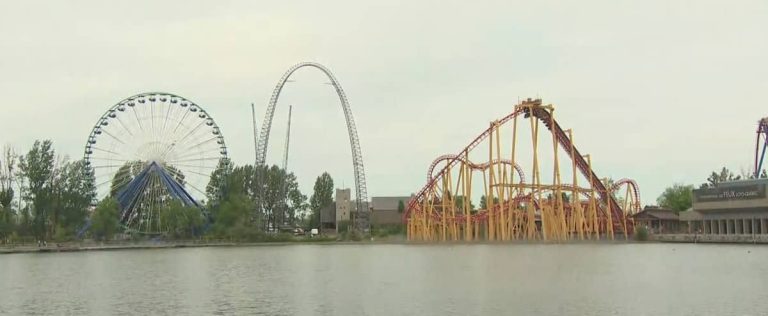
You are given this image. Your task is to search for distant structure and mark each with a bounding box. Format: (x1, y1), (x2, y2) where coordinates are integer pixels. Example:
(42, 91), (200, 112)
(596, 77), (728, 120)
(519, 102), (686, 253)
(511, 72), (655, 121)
(335, 188), (351, 229)
(84, 92), (229, 234)
(405, 98), (641, 242)
(319, 188), (362, 234)
(256, 62), (370, 232)
(680, 178), (768, 236)
(371, 196), (412, 226)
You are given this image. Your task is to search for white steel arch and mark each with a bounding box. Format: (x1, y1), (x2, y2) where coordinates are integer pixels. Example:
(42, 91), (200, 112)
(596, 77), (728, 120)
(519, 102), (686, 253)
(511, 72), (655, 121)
(256, 62), (369, 220)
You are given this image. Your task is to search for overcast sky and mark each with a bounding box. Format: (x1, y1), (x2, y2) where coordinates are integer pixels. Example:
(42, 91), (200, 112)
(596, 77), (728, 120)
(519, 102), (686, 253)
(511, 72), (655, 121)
(1, 1), (767, 205)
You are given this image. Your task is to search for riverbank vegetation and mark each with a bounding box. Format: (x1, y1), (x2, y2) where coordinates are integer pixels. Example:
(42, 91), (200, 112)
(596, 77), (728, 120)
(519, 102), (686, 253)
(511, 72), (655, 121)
(0, 140), (395, 246)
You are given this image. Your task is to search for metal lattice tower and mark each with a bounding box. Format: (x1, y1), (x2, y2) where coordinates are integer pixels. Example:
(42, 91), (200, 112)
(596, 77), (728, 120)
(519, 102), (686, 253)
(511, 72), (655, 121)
(251, 103), (259, 166)
(282, 105), (292, 171)
(255, 62), (369, 232)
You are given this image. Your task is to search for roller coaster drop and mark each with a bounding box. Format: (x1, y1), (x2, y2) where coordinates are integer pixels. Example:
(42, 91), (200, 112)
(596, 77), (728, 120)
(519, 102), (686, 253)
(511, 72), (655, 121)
(405, 98), (641, 242)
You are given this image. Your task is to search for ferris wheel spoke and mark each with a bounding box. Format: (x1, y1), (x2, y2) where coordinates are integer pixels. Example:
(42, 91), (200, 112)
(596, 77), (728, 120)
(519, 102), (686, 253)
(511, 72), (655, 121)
(107, 173), (139, 193)
(183, 181), (208, 199)
(172, 108), (192, 134)
(91, 164), (131, 169)
(165, 164), (216, 177)
(149, 103), (156, 140)
(167, 148), (224, 162)
(163, 168), (207, 197)
(132, 106), (144, 132)
(89, 146), (126, 158)
(168, 164), (218, 170)
(172, 120), (206, 151)
(113, 115), (135, 137)
(172, 139), (216, 160)
(155, 117), (197, 160)
(176, 136), (220, 153)
(160, 101), (176, 138)
(89, 156), (133, 164)
(94, 172), (128, 185)
(165, 156), (224, 164)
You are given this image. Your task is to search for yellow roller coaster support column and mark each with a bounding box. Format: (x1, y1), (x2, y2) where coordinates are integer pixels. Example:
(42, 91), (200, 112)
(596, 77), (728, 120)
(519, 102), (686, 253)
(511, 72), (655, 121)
(487, 122), (496, 241)
(604, 178), (614, 240)
(567, 129), (585, 240)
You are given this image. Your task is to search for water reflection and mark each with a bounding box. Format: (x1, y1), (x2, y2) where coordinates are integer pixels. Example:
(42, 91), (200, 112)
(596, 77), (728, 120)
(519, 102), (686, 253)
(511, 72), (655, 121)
(1, 243), (766, 315)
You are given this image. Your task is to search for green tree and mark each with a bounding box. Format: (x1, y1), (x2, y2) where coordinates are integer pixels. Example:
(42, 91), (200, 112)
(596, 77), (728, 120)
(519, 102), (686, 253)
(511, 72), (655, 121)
(19, 140), (55, 239)
(261, 165), (288, 229)
(211, 193), (257, 239)
(285, 172), (308, 226)
(657, 184), (693, 213)
(479, 195), (500, 210)
(397, 200), (405, 213)
(453, 195), (475, 212)
(110, 161), (143, 197)
(0, 146), (17, 239)
(206, 157), (233, 205)
(160, 200), (204, 239)
(49, 159), (96, 238)
(701, 167), (741, 188)
(91, 197), (121, 240)
(211, 164), (259, 227)
(309, 172), (334, 228)
(207, 162), (307, 232)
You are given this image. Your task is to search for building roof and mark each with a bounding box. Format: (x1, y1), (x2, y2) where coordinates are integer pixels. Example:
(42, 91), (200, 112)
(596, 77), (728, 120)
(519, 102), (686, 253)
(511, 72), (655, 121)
(678, 209), (703, 221)
(632, 207), (679, 221)
(717, 178), (768, 188)
(371, 196), (411, 211)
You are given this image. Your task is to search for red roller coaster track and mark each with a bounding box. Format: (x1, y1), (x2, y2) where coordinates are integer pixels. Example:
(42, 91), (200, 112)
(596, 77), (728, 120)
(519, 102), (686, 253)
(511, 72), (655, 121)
(406, 100), (639, 235)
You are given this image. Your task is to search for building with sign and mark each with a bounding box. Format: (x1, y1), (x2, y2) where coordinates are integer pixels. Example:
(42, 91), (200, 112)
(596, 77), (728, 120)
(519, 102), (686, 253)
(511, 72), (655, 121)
(685, 178), (768, 235)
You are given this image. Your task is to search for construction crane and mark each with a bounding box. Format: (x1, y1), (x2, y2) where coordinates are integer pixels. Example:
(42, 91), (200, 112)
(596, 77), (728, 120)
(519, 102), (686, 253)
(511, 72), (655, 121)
(276, 105), (293, 230)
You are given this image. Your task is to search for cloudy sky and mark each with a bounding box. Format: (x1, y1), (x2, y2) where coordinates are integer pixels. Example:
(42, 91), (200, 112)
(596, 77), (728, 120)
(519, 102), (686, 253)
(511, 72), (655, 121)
(1, 1), (767, 205)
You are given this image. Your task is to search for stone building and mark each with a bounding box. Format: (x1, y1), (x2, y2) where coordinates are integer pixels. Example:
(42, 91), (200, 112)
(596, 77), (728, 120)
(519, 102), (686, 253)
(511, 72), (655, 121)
(318, 188), (367, 234)
(683, 178), (768, 235)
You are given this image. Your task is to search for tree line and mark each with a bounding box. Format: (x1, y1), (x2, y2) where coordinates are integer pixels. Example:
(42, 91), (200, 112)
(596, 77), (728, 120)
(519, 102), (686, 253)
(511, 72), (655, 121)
(0, 141), (95, 242)
(0, 140), (340, 243)
(204, 160), (335, 240)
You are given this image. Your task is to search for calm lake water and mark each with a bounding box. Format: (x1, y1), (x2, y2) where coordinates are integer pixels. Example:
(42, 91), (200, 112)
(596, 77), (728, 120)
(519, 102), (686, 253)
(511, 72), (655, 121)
(0, 243), (766, 315)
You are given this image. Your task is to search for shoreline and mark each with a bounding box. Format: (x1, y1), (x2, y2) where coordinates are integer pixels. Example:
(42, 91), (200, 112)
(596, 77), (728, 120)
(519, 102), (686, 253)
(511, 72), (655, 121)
(0, 239), (418, 255)
(0, 238), (632, 255)
(650, 233), (768, 244)
(3, 235), (765, 255)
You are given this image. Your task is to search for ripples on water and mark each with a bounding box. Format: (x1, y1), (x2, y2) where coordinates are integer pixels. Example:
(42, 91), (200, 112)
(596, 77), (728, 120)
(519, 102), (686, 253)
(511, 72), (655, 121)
(1, 243), (766, 315)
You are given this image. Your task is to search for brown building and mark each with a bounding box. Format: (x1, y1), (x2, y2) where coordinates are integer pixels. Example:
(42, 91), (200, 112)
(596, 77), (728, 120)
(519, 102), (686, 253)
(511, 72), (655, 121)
(632, 207), (680, 234)
(370, 196), (411, 227)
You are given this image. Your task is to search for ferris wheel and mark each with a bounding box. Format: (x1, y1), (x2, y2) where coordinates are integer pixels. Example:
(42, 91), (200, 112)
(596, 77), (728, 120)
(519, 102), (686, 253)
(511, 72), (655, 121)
(84, 92), (228, 234)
